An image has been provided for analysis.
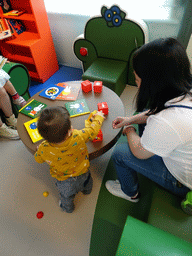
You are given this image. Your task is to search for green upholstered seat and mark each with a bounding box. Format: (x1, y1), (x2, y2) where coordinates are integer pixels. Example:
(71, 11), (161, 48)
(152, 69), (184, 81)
(74, 5), (148, 96)
(82, 58), (128, 97)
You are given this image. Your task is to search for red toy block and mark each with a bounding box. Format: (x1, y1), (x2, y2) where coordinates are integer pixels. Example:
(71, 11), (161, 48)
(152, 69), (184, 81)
(97, 102), (109, 115)
(81, 80), (92, 93)
(93, 129), (103, 142)
(93, 81), (103, 93)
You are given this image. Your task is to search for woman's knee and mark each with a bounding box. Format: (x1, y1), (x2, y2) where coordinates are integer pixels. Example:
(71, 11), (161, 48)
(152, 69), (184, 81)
(112, 143), (131, 164)
(0, 87), (8, 98)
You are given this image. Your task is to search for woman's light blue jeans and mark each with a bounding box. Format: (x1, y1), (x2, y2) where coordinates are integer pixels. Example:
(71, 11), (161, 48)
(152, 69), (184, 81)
(112, 124), (190, 198)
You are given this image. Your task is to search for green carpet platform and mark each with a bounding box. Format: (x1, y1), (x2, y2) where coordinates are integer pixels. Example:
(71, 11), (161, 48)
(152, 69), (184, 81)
(90, 134), (192, 256)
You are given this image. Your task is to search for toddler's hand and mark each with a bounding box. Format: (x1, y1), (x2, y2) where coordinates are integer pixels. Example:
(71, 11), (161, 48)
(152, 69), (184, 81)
(95, 111), (105, 119)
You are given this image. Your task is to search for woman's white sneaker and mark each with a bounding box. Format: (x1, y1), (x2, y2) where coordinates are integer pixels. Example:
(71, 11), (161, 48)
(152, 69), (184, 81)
(105, 180), (140, 203)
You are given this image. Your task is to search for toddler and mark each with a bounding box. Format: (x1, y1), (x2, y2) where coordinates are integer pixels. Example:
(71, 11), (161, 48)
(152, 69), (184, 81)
(34, 106), (105, 213)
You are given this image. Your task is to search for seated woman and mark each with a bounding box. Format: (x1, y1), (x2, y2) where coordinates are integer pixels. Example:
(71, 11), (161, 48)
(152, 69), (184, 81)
(106, 38), (192, 202)
(0, 68), (26, 140)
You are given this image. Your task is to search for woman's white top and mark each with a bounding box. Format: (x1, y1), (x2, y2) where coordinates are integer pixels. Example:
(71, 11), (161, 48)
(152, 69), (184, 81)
(141, 94), (192, 190)
(0, 69), (10, 88)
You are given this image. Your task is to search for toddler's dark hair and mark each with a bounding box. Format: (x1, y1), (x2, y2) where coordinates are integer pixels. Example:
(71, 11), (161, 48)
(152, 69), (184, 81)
(37, 106), (71, 143)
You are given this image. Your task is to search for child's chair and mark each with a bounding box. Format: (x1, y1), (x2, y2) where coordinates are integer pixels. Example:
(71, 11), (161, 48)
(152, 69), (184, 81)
(73, 5), (148, 96)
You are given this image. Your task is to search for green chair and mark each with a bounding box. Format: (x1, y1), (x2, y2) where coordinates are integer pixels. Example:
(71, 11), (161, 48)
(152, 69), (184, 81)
(1, 62), (31, 118)
(73, 5), (148, 96)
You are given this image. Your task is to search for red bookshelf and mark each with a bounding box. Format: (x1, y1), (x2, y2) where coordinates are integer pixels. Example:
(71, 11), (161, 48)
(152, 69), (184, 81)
(0, 0), (59, 83)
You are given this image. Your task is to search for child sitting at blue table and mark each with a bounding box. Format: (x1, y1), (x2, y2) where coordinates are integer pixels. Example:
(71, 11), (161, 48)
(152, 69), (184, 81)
(34, 106), (105, 213)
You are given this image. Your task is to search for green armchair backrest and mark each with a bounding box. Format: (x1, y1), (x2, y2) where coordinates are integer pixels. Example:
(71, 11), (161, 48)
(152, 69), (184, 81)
(84, 17), (146, 63)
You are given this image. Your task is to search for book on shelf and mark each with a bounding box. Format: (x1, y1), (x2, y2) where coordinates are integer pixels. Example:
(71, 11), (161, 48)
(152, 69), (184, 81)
(24, 117), (43, 143)
(0, 0), (12, 13)
(0, 55), (7, 69)
(39, 84), (65, 100)
(0, 19), (3, 31)
(65, 99), (90, 117)
(19, 99), (47, 119)
(0, 19), (12, 39)
(56, 82), (81, 101)
(3, 10), (25, 16)
(8, 19), (26, 35)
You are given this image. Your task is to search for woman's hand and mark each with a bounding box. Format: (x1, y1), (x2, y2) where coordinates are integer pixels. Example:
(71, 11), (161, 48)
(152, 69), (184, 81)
(112, 116), (132, 129)
(113, 111), (149, 129)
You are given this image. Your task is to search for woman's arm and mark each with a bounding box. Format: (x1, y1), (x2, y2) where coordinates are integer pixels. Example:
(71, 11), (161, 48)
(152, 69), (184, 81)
(123, 126), (155, 159)
(113, 110), (149, 129)
(129, 110), (149, 124)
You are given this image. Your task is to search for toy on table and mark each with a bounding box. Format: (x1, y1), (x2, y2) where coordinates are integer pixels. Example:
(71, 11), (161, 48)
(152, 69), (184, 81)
(93, 81), (103, 93)
(93, 129), (103, 142)
(81, 80), (92, 93)
(19, 99), (47, 119)
(39, 84), (64, 100)
(65, 99), (90, 117)
(97, 102), (108, 115)
(56, 82), (81, 100)
(24, 117), (43, 143)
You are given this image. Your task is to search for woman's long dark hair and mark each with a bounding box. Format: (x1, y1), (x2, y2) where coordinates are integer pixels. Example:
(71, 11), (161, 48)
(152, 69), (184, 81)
(133, 37), (192, 115)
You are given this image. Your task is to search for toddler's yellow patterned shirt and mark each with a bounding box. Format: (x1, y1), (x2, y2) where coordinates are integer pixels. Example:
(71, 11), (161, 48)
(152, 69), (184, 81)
(34, 113), (104, 181)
